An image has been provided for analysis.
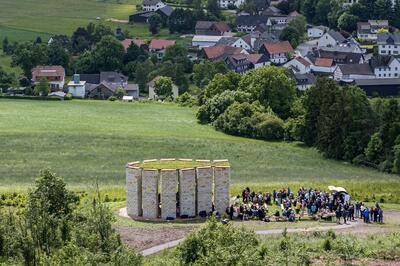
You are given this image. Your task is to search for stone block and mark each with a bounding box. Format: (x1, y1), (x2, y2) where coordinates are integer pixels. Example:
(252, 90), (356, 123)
(160, 169), (177, 219)
(196, 166), (213, 214)
(214, 166), (230, 215)
(142, 169), (159, 219)
(126, 167), (142, 217)
(179, 168), (196, 217)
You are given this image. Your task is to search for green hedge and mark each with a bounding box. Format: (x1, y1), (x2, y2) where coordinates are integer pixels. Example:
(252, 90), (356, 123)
(0, 95), (62, 101)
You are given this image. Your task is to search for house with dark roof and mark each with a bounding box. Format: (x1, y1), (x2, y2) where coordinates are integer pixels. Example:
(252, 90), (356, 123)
(79, 72), (139, 99)
(142, 0), (166, 11)
(377, 32), (400, 56)
(259, 41), (294, 64)
(149, 39), (176, 59)
(309, 49), (364, 65)
(357, 20), (389, 41)
(129, 4), (172, 23)
(216, 37), (252, 51)
(224, 54), (252, 74)
(334, 63), (375, 82)
(318, 30), (363, 53)
(219, 0), (245, 8)
(254, 0), (271, 13)
(48, 35), (70, 46)
(355, 78), (400, 96)
(195, 21), (231, 36)
(290, 72), (316, 91)
(236, 15), (270, 33)
(307, 26), (328, 39)
(370, 55), (400, 78)
(261, 6), (281, 16)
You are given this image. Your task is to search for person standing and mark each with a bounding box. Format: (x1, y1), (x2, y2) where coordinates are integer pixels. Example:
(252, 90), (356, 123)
(378, 208), (383, 224)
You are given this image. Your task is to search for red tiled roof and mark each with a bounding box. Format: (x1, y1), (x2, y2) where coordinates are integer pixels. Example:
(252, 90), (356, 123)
(295, 56), (311, 67)
(149, 39), (176, 50)
(213, 21), (231, 33)
(203, 45), (243, 60)
(246, 53), (263, 64)
(32, 65), (65, 79)
(121, 38), (146, 50)
(315, 58), (334, 67)
(264, 41), (293, 54)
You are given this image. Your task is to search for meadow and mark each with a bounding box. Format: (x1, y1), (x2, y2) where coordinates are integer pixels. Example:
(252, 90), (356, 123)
(0, 0), (184, 44)
(0, 99), (399, 202)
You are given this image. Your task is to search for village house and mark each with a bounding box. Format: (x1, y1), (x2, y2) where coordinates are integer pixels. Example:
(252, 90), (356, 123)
(67, 74), (86, 98)
(142, 0), (166, 11)
(203, 45), (248, 61)
(236, 15), (270, 33)
(309, 57), (336, 74)
(224, 54), (252, 74)
(129, 5), (172, 23)
(370, 55), (400, 78)
(148, 76), (179, 99)
(307, 26), (328, 39)
(192, 35), (223, 48)
(48, 35), (70, 46)
(377, 32), (400, 56)
(149, 39), (176, 59)
(219, 0), (245, 8)
(80, 72), (139, 100)
(31, 65), (65, 91)
(121, 38), (147, 51)
(334, 64), (375, 82)
(216, 37), (252, 51)
(309, 49), (364, 65)
(259, 41), (294, 64)
(261, 6), (281, 16)
(284, 56), (312, 74)
(246, 53), (270, 68)
(195, 21), (231, 36)
(291, 72), (316, 91)
(357, 20), (389, 41)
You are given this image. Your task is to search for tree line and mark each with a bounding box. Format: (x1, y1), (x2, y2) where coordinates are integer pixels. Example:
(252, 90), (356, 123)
(190, 65), (400, 174)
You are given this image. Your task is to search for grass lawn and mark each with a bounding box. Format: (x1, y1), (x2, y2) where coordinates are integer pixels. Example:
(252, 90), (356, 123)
(0, 50), (22, 76)
(0, 0), (178, 43)
(0, 99), (399, 202)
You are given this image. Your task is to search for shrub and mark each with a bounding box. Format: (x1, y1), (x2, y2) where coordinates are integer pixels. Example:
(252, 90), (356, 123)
(64, 93), (73, 100)
(108, 96), (117, 101)
(176, 92), (197, 107)
(255, 113), (285, 140)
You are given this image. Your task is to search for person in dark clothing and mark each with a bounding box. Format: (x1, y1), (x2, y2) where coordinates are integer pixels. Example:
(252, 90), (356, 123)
(336, 207), (342, 224)
(229, 205), (234, 220)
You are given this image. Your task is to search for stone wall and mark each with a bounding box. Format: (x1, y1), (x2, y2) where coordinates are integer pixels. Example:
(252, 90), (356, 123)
(214, 166), (230, 214)
(160, 169), (177, 219)
(142, 169), (159, 219)
(126, 166), (142, 217)
(179, 168), (196, 217)
(196, 166), (213, 214)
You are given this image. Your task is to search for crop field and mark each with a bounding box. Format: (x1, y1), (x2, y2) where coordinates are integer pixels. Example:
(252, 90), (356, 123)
(0, 0), (181, 43)
(0, 99), (399, 202)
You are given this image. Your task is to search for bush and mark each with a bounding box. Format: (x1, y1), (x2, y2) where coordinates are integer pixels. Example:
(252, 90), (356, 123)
(0, 95), (62, 101)
(64, 93), (73, 100)
(108, 96), (117, 101)
(176, 92), (197, 107)
(255, 113), (285, 140)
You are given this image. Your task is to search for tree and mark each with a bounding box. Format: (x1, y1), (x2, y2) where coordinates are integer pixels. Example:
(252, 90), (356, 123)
(11, 42), (48, 78)
(148, 14), (162, 34)
(238, 66), (296, 119)
(280, 26), (301, 48)
(168, 9), (197, 33)
(0, 66), (17, 90)
(34, 77), (50, 96)
(47, 42), (70, 68)
(203, 71), (241, 99)
(374, 0), (393, 20)
(115, 87), (127, 99)
(90, 35), (125, 72)
(348, 3), (369, 21)
(240, 0), (258, 15)
(123, 43), (148, 64)
(154, 76), (173, 98)
(207, 0), (221, 18)
(393, 0), (400, 28)
(314, 0), (331, 25)
(338, 13), (359, 33)
(301, 0), (315, 23)
(193, 60), (229, 88)
(2, 37), (10, 54)
(135, 59), (155, 91)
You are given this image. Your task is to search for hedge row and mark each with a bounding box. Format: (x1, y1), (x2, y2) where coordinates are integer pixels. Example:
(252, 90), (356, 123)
(0, 95), (63, 101)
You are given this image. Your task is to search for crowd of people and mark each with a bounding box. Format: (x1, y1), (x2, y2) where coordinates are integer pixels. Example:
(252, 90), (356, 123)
(225, 187), (384, 224)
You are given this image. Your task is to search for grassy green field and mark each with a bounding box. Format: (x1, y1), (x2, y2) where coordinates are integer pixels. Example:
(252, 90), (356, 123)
(1, 99), (399, 202)
(0, 50), (22, 75)
(0, 0), (184, 43)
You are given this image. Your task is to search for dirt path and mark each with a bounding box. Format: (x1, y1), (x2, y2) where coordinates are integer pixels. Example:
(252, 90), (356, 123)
(117, 208), (400, 256)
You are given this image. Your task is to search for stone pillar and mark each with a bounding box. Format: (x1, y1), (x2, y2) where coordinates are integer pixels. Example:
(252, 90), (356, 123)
(196, 166), (213, 215)
(142, 169), (159, 219)
(160, 169), (177, 219)
(126, 166), (142, 217)
(179, 168), (196, 217)
(214, 166), (230, 215)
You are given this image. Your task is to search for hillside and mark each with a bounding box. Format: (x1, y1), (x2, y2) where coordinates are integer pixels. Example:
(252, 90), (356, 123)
(1, 99), (399, 201)
(0, 0), (149, 43)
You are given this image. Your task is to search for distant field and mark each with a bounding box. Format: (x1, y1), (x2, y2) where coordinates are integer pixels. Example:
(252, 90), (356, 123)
(1, 99), (399, 202)
(0, 0), (181, 43)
